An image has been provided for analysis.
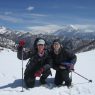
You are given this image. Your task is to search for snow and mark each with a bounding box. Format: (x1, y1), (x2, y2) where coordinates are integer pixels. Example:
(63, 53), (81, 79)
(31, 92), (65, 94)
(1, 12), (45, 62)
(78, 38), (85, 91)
(0, 48), (95, 95)
(0, 26), (12, 34)
(0, 26), (7, 34)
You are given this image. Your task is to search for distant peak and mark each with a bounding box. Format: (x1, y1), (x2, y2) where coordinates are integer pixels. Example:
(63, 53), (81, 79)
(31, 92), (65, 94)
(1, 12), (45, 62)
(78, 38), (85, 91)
(0, 26), (7, 30)
(62, 25), (78, 30)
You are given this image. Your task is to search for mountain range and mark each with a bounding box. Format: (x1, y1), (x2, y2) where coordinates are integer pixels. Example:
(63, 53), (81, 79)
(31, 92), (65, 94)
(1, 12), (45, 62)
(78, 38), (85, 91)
(0, 25), (95, 53)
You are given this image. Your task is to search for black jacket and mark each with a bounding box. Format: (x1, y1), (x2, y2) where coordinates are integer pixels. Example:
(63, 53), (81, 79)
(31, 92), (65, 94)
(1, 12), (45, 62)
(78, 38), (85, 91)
(50, 47), (77, 70)
(17, 46), (52, 75)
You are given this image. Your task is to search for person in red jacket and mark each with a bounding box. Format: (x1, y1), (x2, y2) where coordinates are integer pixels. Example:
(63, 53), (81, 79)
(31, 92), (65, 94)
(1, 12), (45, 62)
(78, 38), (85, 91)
(17, 38), (52, 88)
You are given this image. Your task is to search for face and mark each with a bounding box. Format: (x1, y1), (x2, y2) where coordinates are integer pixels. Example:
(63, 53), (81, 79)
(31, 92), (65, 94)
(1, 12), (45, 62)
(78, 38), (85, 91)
(53, 42), (61, 51)
(37, 44), (45, 52)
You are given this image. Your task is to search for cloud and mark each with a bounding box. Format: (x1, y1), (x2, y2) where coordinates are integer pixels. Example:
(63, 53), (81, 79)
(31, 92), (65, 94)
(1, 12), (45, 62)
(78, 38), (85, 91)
(0, 12), (47, 25)
(74, 24), (95, 29)
(4, 12), (12, 15)
(26, 24), (95, 34)
(61, 15), (95, 25)
(74, 24), (95, 32)
(75, 5), (88, 9)
(30, 13), (47, 17)
(0, 15), (24, 23)
(27, 24), (62, 34)
(27, 6), (34, 11)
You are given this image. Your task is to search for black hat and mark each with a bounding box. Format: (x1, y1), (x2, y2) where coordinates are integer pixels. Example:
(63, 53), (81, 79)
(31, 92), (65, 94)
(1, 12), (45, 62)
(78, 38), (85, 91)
(53, 39), (61, 44)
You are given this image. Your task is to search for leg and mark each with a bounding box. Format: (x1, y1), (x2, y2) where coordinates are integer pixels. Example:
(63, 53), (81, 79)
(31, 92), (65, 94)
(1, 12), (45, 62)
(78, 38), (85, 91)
(24, 68), (35, 88)
(24, 76), (35, 88)
(40, 69), (51, 84)
(62, 70), (72, 87)
(54, 70), (63, 86)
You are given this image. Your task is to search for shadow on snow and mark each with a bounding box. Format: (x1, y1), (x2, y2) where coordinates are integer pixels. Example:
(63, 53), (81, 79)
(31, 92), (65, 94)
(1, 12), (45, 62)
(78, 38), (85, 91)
(0, 78), (54, 89)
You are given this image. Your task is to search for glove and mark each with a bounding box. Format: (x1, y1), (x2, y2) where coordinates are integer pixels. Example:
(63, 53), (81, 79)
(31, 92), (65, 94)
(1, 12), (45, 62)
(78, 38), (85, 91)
(59, 62), (69, 70)
(43, 64), (51, 71)
(19, 40), (25, 47)
(34, 68), (44, 77)
(61, 62), (74, 71)
(59, 65), (66, 69)
(69, 64), (74, 71)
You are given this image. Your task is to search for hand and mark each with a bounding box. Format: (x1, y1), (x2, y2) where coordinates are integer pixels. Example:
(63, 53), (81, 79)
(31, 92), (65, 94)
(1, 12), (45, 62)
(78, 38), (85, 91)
(34, 68), (44, 77)
(69, 64), (74, 71)
(40, 68), (44, 72)
(19, 40), (25, 47)
(59, 65), (66, 69)
(34, 71), (42, 77)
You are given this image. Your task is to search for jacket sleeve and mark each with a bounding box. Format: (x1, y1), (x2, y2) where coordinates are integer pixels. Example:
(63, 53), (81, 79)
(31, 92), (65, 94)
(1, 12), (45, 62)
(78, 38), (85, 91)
(60, 49), (77, 70)
(17, 46), (32, 60)
(43, 51), (53, 71)
(65, 49), (77, 64)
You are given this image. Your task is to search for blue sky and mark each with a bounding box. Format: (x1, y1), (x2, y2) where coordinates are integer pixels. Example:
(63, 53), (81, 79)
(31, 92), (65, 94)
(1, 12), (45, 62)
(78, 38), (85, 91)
(0, 0), (95, 31)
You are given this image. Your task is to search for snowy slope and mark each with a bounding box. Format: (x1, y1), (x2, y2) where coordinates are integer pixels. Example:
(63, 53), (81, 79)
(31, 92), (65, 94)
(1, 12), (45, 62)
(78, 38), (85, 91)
(0, 48), (95, 95)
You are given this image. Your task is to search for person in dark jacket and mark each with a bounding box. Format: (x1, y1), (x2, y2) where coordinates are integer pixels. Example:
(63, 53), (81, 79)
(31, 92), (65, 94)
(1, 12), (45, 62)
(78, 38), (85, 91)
(50, 39), (77, 87)
(17, 38), (52, 88)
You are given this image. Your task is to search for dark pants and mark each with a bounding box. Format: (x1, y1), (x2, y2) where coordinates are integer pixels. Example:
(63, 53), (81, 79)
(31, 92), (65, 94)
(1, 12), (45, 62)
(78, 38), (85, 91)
(54, 69), (71, 86)
(24, 69), (51, 88)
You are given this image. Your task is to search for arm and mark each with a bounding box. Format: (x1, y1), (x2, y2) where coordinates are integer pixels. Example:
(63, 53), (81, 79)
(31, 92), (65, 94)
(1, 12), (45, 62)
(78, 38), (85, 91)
(60, 49), (77, 70)
(17, 46), (31, 60)
(44, 50), (53, 70)
(17, 40), (33, 60)
(65, 49), (77, 64)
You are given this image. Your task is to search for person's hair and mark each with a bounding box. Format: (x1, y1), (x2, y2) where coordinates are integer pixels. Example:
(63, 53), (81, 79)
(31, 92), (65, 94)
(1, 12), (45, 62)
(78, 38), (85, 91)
(51, 39), (63, 51)
(53, 39), (61, 45)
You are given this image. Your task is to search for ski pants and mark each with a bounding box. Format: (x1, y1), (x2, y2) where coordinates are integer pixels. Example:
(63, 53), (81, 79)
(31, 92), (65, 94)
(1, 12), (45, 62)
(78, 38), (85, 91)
(54, 69), (71, 86)
(24, 68), (51, 88)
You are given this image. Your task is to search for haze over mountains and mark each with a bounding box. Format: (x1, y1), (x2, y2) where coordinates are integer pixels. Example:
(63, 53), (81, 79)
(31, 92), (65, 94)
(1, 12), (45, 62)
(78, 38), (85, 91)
(0, 25), (95, 53)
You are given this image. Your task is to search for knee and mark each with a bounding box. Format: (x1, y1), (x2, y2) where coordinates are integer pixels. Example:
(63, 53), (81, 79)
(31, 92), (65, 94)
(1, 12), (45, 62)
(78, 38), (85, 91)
(54, 79), (63, 86)
(24, 77), (35, 88)
(43, 69), (51, 76)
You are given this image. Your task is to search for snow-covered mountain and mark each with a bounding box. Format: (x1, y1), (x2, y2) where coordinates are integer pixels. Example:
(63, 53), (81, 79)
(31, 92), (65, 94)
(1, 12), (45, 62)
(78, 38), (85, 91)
(0, 25), (95, 40)
(52, 25), (95, 39)
(0, 48), (95, 95)
(0, 26), (14, 34)
(0, 26), (15, 49)
(25, 25), (95, 40)
(0, 26), (95, 53)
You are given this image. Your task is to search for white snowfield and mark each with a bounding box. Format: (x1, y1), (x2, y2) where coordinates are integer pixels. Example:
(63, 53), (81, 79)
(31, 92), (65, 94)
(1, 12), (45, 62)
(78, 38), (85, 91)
(0, 48), (95, 95)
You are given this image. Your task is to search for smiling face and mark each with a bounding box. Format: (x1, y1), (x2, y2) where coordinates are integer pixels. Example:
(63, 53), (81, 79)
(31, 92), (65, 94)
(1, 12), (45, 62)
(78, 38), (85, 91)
(53, 42), (61, 52)
(37, 44), (45, 53)
(36, 39), (45, 53)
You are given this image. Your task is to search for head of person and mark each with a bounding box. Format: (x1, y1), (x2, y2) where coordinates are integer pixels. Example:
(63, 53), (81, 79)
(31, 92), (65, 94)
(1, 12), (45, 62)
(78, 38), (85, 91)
(52, 39), (62, 53)
(36, 39), (46, 53)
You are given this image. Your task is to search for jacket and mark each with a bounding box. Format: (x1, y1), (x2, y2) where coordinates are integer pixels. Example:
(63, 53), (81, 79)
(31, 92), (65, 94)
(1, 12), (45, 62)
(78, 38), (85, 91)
(50, 47), (77, 70)
(17, 46), (52, 75)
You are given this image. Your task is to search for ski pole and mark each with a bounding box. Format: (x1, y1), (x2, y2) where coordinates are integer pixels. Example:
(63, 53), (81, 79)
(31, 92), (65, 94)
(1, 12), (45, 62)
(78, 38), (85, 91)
(69, 71), (73, 87)
(73, 71), (92, 82)
(21, 49), (24, 92)
(70, 71), (72, 82)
